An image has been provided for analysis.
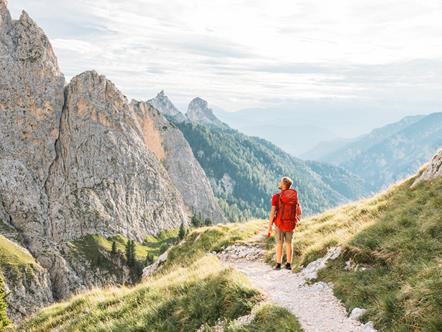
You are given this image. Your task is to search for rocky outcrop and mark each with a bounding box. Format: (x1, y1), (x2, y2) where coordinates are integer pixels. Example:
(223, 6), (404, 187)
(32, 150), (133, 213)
(186, 97), (229, 129)
(130, 100), (226, 223)
(411, 149), (442, 188)
(148, 90), (186, 122)
(46, 71), (189, 242)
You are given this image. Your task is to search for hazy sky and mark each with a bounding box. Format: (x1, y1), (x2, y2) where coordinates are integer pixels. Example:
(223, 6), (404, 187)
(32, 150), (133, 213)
(8, 0), (442, 115)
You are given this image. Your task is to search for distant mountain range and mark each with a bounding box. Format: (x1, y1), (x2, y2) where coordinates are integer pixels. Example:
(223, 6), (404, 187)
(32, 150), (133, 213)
(303, 113), (442, 191)
(212, 102), (430, 157)
(148, 92), (370, 221)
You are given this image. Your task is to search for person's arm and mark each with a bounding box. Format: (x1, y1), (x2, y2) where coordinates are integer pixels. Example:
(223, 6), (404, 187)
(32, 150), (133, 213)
(296, 202), (302, 222)
(268, 205), (276, 235)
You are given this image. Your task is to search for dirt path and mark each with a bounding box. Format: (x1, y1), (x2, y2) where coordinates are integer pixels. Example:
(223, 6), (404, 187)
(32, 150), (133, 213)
(219, 243), (376, 332)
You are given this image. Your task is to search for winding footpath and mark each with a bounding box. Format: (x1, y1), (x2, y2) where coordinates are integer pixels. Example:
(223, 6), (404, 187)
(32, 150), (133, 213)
(218, 240), (376, 332)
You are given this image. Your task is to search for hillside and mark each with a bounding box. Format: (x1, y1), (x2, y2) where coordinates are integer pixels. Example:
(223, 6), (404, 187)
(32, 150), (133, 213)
(304, 113), (441, 191)
(287, 149), (442, 331)
(14, 150), (442, 331)
(17, 222), (302, 332)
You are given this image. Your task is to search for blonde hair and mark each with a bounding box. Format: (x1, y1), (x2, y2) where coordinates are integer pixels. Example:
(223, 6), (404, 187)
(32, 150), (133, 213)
(281, 176), (293, 189)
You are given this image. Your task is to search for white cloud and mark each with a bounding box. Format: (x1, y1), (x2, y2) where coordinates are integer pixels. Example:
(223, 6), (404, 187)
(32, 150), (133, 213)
(8, 0), (442, 113)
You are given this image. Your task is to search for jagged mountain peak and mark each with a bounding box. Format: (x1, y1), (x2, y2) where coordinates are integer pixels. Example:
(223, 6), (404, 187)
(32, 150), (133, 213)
(186, 97), (228, 129)
(0, 0), (11, 26)
(148, 90), (186, 122)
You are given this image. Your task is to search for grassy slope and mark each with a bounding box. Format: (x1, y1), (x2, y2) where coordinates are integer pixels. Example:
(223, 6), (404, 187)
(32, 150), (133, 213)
(0, 234), (43, 329)
(318, 176), (442, 331)
(69, 229), (180, 278)
(19, 222), (302, 332)
(0, 234), (41, 282)
(285, 172), (441, 331)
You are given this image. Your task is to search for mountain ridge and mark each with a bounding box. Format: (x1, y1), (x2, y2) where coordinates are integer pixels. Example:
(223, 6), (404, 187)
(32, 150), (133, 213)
(150, 91), (370, 221)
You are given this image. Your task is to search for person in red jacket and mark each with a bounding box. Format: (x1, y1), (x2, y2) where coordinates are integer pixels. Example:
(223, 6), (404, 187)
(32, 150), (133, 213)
(268, 176), (302, 270)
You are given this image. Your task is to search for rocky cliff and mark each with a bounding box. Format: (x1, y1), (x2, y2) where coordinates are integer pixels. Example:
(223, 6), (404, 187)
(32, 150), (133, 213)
(186, 97), (229, 129)
(46, 70), (188, 243)
(131, 100), (226, 223)
(0, 1), (214, 323)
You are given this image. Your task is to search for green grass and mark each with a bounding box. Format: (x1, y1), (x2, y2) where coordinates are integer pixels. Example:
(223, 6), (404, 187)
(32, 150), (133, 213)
(316, 176), (442, 331)
(18, 256), (262, 332)
(158, 221), (263, 273)
(226, 304), (303, 332)
(0, 235), (41, 282)
(19, 221), (302, 331)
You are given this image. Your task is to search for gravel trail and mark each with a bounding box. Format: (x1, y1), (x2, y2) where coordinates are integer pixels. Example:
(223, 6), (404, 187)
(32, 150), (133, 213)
(219, 243), (375, 332)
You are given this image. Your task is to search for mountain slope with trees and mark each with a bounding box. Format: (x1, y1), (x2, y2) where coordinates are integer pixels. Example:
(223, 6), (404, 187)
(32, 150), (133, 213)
(304, 113), (442, 191)
(174, 119), (368, 221)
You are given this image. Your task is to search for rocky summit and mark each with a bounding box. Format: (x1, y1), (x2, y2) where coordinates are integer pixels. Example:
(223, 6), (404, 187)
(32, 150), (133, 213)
(0, 1), (225, 322)
(148, 90), (187, 123)
(186, 97), (229, 129)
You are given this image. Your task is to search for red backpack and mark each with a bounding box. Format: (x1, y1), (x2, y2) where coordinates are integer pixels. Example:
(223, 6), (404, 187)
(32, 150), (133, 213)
(275, 189), (300, 232)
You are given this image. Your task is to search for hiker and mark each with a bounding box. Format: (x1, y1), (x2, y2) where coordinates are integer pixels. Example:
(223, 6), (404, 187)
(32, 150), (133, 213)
(268, 176), (302, 270)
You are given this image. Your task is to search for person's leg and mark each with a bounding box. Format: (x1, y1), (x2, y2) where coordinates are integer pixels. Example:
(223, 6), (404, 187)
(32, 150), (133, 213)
(285, 240), (292, 264)
(284, 231), (294, 269)
(275, 227), (283, 268)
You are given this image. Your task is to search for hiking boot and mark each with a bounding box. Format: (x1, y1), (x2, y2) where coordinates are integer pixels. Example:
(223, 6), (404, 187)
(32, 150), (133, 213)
(285, 263), (292, 270)
(274, 263), (281, 270)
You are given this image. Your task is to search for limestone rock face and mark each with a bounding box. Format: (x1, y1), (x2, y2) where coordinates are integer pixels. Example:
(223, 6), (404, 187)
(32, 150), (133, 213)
(411, 149), (442, 187)
(46, 71), (189, 242)
(130, 101), (226, 223)
(0, 0), (75, 313)
(0, 2), (64, 239)
(148, 90), (186, 122)
(186, 97), (229, 129)
(0, 1), (193, 322)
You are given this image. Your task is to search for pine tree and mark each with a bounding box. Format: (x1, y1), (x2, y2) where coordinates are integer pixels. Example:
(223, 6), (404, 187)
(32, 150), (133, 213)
(111, 241), (117, 256)
(204, 218), (212, 226)
(145, 253), (154, 266)
(191, 214), (200, 228)
(0, 277), (9, 329)
(125, 240), (135, 267)
(178, 222), (186, 240)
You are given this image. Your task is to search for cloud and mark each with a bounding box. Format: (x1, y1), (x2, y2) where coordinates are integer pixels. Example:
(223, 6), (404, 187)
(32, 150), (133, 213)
(7, 0), (442, 114)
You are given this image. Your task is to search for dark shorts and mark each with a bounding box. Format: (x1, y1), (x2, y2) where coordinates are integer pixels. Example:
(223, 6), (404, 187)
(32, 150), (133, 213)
(275, 226), (293, 244)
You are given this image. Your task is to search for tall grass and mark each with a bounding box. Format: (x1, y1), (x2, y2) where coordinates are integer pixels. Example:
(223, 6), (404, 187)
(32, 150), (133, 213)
(315, 176), (442, 331)
(19, 221), (303, 331)
(18, 256), (261, 332)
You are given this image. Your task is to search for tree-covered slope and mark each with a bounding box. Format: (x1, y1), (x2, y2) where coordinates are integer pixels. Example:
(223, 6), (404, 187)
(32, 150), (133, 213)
(314, 113), (442, 191)
(174, 121), (369, 221)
